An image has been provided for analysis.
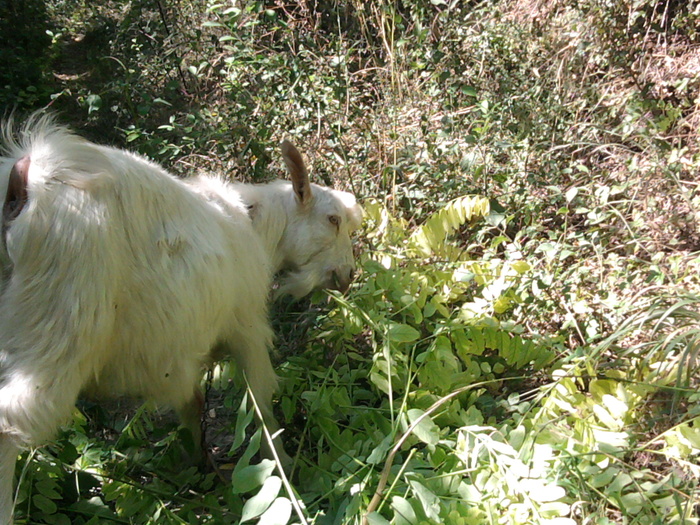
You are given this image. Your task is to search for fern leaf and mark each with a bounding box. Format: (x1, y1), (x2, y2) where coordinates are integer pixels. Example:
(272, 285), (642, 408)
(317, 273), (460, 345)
(408, 196), (490, 258)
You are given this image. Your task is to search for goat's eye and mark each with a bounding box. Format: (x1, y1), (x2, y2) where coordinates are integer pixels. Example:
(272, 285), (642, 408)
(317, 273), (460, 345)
(329, 215), (340, 227)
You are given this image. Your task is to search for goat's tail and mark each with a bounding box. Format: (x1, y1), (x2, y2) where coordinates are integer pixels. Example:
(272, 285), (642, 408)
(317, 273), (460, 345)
(0, 111), (74, 160)
(0, 112), (113, 196)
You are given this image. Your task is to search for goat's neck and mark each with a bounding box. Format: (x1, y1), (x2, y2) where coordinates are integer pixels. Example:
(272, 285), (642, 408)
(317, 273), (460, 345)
(238, 182), (293, 274)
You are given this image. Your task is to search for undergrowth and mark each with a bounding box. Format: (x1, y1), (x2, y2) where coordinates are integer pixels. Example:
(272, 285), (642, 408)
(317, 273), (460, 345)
(3, 0), (700, 523)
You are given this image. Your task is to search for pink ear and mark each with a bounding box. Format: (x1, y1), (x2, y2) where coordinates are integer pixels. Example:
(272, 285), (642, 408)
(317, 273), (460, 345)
(280, 140), (313, 206)
(3, 155), (30, 222)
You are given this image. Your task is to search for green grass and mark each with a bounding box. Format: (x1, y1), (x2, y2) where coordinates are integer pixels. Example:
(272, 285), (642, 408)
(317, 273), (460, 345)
(4, 0), (700, 523)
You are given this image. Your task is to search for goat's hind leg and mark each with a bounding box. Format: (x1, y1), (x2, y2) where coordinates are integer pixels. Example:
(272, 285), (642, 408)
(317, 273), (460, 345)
(0, 364), (84, 525)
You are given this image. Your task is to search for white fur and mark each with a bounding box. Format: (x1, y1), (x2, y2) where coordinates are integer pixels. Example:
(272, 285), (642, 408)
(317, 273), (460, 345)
(0, 114), (362, 523)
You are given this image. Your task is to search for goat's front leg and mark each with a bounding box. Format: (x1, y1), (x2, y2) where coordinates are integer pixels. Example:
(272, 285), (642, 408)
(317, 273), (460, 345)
(246, 371), (293, 470)
(176, 388), (206, 461)
(177, 365), (291, 473)
(228, 333), (292, 470)
(0, 434), (19, 525)
(177, 389), (232, 481)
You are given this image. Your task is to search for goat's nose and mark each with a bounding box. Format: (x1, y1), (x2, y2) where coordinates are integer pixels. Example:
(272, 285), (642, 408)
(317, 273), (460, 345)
(332, 266), (355, 293)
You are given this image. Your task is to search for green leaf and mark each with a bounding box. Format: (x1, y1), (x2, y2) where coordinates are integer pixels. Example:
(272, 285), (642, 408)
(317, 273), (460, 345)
(602, 394), (628, 420)
(231, 460), (276, 494)
(231, 395), (257, 455)
(370, 366), (391, 395)
(590, 467), (618, 488)
(386, 323), (420, 343)
(499, 332), (514, 364)
(409, 480), (440, 521)
(35, 480), (61, 500)
(618, 492), (645, 515)
(366, 512), (391, 525)
(391, 496), (419, 524)
(33, 494), (57, 514)
(70, 497), (114, 518)
(510, 260), (531, 274)
(565, 187), (579, 203)
(592, 403), (621, 430)
(607, 471), (633, 493)
(241, 476), (282, 523)
(39, 514), (71, 525)
(679, 419), (700, 450)
(258, 497), (292, 525)
(407, 408), (440, 445)
(86, 94), (101, 114)
(368, 434), (394, 464)
(486, 198), (506, 227)
(526, 481), (567, 503)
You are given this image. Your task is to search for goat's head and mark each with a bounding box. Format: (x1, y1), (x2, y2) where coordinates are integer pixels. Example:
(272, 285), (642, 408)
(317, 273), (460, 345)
(275, 140), (363, 299)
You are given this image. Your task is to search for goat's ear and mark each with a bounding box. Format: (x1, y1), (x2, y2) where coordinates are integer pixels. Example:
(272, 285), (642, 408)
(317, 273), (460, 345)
(4, 155), (30, 222)
(280, 140), (313, 206)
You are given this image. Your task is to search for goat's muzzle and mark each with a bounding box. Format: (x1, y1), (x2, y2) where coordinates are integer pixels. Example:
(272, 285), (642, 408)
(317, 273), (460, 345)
(331, 266), (356, 294)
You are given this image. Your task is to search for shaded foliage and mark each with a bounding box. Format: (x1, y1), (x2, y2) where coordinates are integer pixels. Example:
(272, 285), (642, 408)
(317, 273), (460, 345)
(0, 0), (52, 110)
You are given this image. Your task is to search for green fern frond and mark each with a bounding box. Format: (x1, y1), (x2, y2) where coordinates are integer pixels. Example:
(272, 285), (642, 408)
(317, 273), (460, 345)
(408, 196), (490, 258)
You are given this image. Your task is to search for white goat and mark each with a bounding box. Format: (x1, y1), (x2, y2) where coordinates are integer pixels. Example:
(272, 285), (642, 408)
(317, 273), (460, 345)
(0, 114), (362, 523)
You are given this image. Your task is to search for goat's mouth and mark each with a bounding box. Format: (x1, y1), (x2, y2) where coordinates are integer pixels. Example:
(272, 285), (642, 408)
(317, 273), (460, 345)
(329, 271), (352, 294)
(273, 265), (355, 300)
(272, 267), (316, 300)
